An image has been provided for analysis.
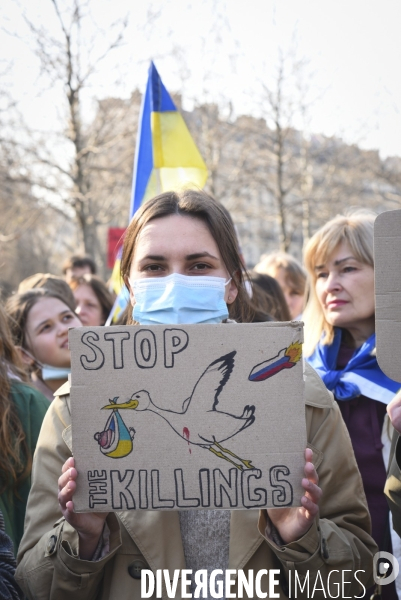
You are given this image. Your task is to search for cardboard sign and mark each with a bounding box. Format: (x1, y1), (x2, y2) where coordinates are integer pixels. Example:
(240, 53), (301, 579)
(375, 210), (401, 382)
(69, 322), (306, 512)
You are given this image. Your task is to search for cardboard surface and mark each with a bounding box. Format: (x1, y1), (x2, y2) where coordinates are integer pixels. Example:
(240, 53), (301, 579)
(69, 322), (306, 512)
(375, 210), (401, 382)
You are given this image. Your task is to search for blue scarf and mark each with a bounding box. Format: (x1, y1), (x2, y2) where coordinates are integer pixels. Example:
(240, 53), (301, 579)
(307, 329), (400, 404)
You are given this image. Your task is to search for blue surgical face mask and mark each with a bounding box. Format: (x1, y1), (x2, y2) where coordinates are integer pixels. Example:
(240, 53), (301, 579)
(129, 273), (232, 325)
(41, 365), (71, 381)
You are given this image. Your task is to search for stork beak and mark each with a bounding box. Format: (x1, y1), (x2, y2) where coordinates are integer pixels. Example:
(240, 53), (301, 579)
(102, 400), (139, 410)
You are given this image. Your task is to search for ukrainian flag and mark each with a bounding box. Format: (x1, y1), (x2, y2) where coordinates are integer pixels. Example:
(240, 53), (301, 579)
(106, 62), (208, 324)
(108, 246), (123, 297)
(129, 61), (208, 217)
(105, 277), (130, 326)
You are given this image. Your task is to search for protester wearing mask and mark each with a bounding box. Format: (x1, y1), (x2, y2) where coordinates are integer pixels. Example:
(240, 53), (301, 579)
(6, 289), (82, 402)
(16, 191), (376, 599)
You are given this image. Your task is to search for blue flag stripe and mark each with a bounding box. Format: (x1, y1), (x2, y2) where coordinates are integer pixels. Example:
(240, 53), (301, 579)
(150, 62), (176, 112)
(130, 68), (153, 217)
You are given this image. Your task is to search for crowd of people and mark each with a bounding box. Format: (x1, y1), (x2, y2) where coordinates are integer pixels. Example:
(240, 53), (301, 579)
(0, 189), (401, 599)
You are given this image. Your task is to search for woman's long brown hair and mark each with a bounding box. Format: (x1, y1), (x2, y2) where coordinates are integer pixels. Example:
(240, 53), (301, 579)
(0, 302), (31, 494)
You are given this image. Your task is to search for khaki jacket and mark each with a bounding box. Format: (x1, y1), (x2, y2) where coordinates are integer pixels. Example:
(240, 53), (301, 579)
(16, 364), (376, 599)
(385, 431), (401, 537)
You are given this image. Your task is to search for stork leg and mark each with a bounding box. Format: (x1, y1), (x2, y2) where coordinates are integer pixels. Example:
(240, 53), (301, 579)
(208, 446), (244, 470)
(213, 440), (254, 470)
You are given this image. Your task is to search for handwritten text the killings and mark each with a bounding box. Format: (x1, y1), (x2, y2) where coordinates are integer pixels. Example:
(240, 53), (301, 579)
(87, 466), (294, 510)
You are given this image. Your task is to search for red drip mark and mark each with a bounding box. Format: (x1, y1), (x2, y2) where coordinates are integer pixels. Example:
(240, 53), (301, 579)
(183, 427), (191, 454)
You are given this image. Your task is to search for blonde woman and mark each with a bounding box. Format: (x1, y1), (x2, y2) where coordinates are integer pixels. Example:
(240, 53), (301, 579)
(304, 212), (400, 600)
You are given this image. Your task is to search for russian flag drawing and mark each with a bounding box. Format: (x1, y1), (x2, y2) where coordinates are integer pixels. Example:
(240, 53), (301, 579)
(249, 342), (302, 382)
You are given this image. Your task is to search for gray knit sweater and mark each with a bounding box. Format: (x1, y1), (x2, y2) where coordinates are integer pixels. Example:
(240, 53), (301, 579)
(179, 510), (230, 600)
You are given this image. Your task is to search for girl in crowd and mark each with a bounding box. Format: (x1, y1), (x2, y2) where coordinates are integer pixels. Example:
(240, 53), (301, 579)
(254, 251), (306, 320)
(6, 289), (82, 402)
(303, 212), (401, 600)
(0, 303), (48, 554)
(68, 274), (114, 327)
(16, 191), (376, 599)
(17, 273), (77, 310)
(249, 271), (291, 321)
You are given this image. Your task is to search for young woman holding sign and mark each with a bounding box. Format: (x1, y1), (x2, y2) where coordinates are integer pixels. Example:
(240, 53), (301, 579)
(16, 191), (376, 599)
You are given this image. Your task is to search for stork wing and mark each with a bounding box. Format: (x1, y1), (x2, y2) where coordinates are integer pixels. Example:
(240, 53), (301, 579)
(186, 351), (236, 413)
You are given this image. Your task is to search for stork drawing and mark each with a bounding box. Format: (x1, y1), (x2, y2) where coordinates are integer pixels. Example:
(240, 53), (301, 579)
(94, 351), (256, 470)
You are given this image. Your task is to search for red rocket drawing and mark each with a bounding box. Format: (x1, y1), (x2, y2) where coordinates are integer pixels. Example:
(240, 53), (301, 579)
(249, 342), (302, 382)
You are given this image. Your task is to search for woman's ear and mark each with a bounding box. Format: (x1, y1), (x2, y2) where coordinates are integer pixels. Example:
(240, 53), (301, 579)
(226, 276), (239, 305)
(17, 346), (35, 367)
(124, 276), (135, 307)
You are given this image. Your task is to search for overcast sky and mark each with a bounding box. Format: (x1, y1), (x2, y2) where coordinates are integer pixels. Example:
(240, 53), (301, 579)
(1, 0), (401, 158)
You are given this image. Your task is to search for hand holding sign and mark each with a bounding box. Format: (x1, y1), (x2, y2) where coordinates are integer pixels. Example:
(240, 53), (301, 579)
(387, 391), (401, 434)
(58, 457), (108, 559)
(267, 448), (321, 544)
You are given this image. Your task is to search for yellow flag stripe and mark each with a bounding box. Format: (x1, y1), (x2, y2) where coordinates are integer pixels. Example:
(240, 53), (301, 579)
(151, 111), (207, 170)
